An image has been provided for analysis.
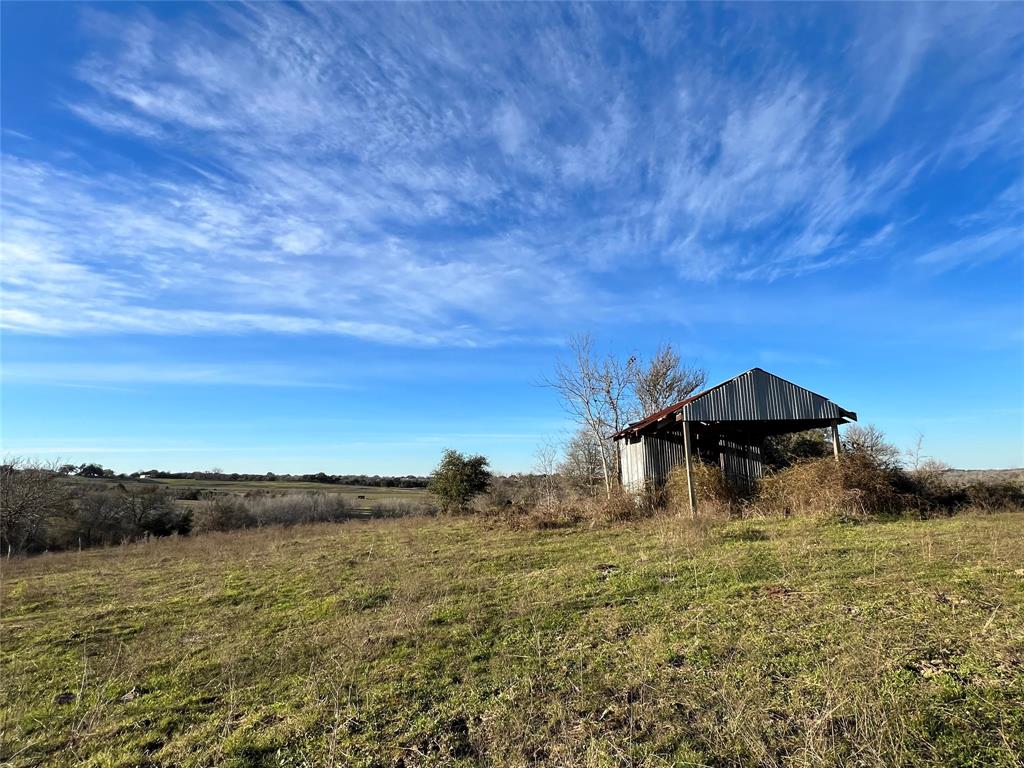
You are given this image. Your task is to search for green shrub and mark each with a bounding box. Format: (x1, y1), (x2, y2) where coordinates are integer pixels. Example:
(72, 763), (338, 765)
(428, 449), (491, 513)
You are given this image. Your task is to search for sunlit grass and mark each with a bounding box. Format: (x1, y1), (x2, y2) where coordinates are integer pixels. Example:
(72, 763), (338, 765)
(2, 513), (1022, 766)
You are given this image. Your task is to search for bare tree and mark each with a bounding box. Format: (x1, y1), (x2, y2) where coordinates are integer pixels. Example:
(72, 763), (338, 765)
(632, 343), (707, 418)
(533, 441), (561, 509)
(904, 432), (928, 472)
(546, 335), (636, 497)
(844, 424), (901, 469)
(0, 458), (73, 554)
(902, 432), (949, 475)
(560, 428), (605, 492)
(600, 349), (637, 446)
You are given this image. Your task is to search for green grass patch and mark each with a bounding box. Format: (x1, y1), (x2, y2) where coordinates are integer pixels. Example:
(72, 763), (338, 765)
(2, 513), (1022, 766)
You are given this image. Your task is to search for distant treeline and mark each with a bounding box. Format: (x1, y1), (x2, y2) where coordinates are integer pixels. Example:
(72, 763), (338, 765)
(62, 464), (429, 488)
(2, 458), (438, 555)
(134, 471), (429, 488)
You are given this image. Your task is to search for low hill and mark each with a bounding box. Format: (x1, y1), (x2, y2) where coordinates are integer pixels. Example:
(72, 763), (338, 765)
(3, 513), (1022, 766)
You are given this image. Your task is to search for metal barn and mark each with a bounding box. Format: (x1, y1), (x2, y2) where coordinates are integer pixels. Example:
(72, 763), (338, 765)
(612, 368), (857, 515)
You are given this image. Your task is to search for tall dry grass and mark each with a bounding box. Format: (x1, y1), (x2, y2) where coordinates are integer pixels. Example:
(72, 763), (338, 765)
(369, 498), (436, 518)
(752, 454), (907, 519)
(473, 453), (1024, 532)
(244, 492), (353, 525)
(191, 492), (433, 533)
(666, 462), (739, 518)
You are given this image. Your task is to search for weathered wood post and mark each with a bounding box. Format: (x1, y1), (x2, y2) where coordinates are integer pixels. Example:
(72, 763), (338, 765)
(831, 424), (841, 462)
(682, 420), (697, 518)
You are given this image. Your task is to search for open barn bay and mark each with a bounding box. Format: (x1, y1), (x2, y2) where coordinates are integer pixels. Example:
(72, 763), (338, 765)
(3, 513), (1022, 767)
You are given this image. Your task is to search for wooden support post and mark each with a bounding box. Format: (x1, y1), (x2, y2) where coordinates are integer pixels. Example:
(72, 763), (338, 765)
(831, 424), (841, 462)
(682, 420), (697, 519)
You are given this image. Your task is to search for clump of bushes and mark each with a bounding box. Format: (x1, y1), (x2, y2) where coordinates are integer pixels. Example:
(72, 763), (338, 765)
(753, 453), (907, 519)
(191, 492), (434, 533)
(2, 456), (438, 554)
(503, 499), (591, 530)
(960, 481), (1024, 511)
(2, 459), (193, 553)
(481, 423), (1024, 529)
(478, 473), (553, 511)
(599, 487), (649, 523)
(666, 462), (738, 518)
(599, 483), (671, 522)
(479, 480), (589, 529)
(2, 460), (75, 553)
(192, 497), (257, 533)
(908, 475), (1024, 515)
(244, 492), (353, 526)
(193, 492), (356, 532)
(370, 499), (436, 518)
(68, 486), (192, 546)
(168, 487), (221, 502)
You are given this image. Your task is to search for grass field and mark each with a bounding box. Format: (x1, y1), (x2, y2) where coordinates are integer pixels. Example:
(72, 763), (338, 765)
(152, 479), (424, 497)
(2, 512), (1022, 767)
(69, 476), (428, 513)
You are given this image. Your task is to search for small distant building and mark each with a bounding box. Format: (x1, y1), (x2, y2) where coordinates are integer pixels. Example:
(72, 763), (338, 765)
(612, 368), (857, 514)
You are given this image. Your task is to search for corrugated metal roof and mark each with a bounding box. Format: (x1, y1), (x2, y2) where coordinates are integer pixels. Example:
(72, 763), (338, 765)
(612, 367), (856, 440)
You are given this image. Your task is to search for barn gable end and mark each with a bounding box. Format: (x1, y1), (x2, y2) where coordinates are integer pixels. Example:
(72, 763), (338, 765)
(612, 367), (857, 506)
(680, 368), (851, 423)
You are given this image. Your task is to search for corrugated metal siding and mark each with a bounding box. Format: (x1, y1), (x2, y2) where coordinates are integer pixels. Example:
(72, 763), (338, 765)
(619, 439), (646, 492)
(719, 438), (763, 492)
(681, 369), (843, 422)
(618, 369), (852, 495)
(619, 435), (688, 491)
(621, 433), (765, 493)
(646, 435), (688, 485)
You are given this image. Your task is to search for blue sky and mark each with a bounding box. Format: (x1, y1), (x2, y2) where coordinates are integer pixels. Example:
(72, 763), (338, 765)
(1, 2), (1022, 474)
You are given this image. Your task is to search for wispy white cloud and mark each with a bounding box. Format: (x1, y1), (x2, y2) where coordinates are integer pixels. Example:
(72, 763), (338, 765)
(2, 3), (1021, 342)
(0, 155), (595, 344)
(915, 227), (1024, 272)
(0, 362), (350, 388)
(493, 101), (529, 156)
